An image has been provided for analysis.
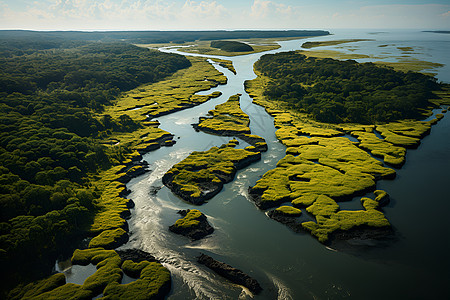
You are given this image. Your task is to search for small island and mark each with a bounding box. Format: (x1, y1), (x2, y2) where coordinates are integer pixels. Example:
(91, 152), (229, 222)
(169, 209), (214, 240)
(301, 39), (373, 49)
(210, 40), (254, 52)
(162, 141), (261, 204)
(194, 94), (268, 152)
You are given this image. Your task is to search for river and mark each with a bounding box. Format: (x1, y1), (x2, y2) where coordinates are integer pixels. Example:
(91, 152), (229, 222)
(62, 30), (450, 299)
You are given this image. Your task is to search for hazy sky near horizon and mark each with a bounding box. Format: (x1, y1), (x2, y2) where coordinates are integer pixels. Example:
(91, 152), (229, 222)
(1, 0), (449, 31)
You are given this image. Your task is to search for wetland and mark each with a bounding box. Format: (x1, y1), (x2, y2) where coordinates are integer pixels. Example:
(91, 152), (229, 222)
(2, 29), (450, 299)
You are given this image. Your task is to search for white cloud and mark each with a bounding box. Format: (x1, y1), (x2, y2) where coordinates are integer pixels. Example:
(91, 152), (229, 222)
(0, 1), (449, 30)
(181, 0), (228, 18)
(250, 0), (294, 20)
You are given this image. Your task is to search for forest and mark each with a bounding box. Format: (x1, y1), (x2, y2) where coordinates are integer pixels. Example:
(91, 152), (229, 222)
(0, 30), (330, 45)
(0, 39), (190, 291)
(210, 41), (254, 52)
(254, 51), (440, 123)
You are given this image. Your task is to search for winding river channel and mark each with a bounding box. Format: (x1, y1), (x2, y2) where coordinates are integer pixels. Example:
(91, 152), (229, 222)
(63, 30), (450, 299)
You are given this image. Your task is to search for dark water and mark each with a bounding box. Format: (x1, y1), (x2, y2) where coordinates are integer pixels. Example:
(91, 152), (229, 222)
(63, 30), (450, 299)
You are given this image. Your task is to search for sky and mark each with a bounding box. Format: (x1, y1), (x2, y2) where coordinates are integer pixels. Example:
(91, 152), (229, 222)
(0, 0), (449, 31)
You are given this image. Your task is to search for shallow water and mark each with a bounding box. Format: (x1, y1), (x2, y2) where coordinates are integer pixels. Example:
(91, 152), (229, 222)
(65, 30), (450, 299)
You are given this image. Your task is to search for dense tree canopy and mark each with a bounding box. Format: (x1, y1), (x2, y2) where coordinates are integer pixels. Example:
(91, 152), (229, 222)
(0, 30), (330, 45)
(0, 40), (190, 291)
(255, 51), (440, 124)
(210, 41), (254, 52)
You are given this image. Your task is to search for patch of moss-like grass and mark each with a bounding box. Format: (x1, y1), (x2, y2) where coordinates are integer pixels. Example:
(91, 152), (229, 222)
(306, 195), (339, 217)
(210, 58), (237, 74)
(197, 94), (250, 135)
(274, 206), (302, 216)
(298, 49), (371, 60)
(351, 131), (406, 167)
(163, 143), (261, 204)
(90, 179), (131, 234)
(378, 120), (432, 138)
(8, 273), (67, 300)
(302, 208), (390, 243)
(374, 59), (443, 74)
(69, 248), (123, 296)
(376, 123), (422, 148)
(297, 124), (344, 137)
(88, 228), (128, 249)
(22, 283), (92, 300)
(196, 94), (267, 151)
(172, 209), (203, 229)
(287, 137), (395, 179)
(431, 88), (450, 105)
(103, 261), (170, 300)
(104, 56), (226, 121)
(301, 39), (373, 49)
(300, 190), (390, 243)
(435, 113), (444, 120)
(60, 248), (171, 300)
(250, 155), (381, 209)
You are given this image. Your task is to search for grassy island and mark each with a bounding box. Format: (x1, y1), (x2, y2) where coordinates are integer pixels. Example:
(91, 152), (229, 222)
(195, 94), (268, 152)
(197, 94), (250, 135)
(245, 51), (448, 243)
(211, 40), (254, 52)
(163, 142), (261, 204)
(169, 209), (214, 240)
(301, 39), (373, 49)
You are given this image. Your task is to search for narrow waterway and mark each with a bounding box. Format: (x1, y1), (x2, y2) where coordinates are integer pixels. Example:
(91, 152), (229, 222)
(64, 31), (450, 299)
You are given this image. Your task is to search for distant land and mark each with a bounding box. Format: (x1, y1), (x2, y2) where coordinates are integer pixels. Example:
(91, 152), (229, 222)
(0, 30), (330, 44)
(423, 30), (450, 34)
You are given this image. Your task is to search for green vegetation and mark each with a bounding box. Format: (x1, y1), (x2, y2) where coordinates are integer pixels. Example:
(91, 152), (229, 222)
(173, 209), (203, 228)
(9, 248), (172, 299)
(0, 29), (329, 46)
(299, 49), (371, 60)
(274, 206), (302, 216)
(169, 209), (214, 240)
(243, 62), (421, 243)
(163, 143), (261, 204)
(245, 51), (450, 243)
(0, 40), (189, 292)
(374, 59), (444, 75)
(301, 39), (373, 49)
(197, 94), (250, 135)
(211, 40), (254, 52)
(254, 51), (440, 124)
(196, 94), (267, 151)
(250, 151), (392, 209)
(210, 58), (237, 74)
(0, 34), (228, 296)
(104, 260), (170, 299)
(7, 273), (67, 300)
(88, 228), (128, 249)
(351, 130), (407, 167)
(104, 56), (225, 123)
(397, 46), (414, 52)
(173, 40), (280, 57)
